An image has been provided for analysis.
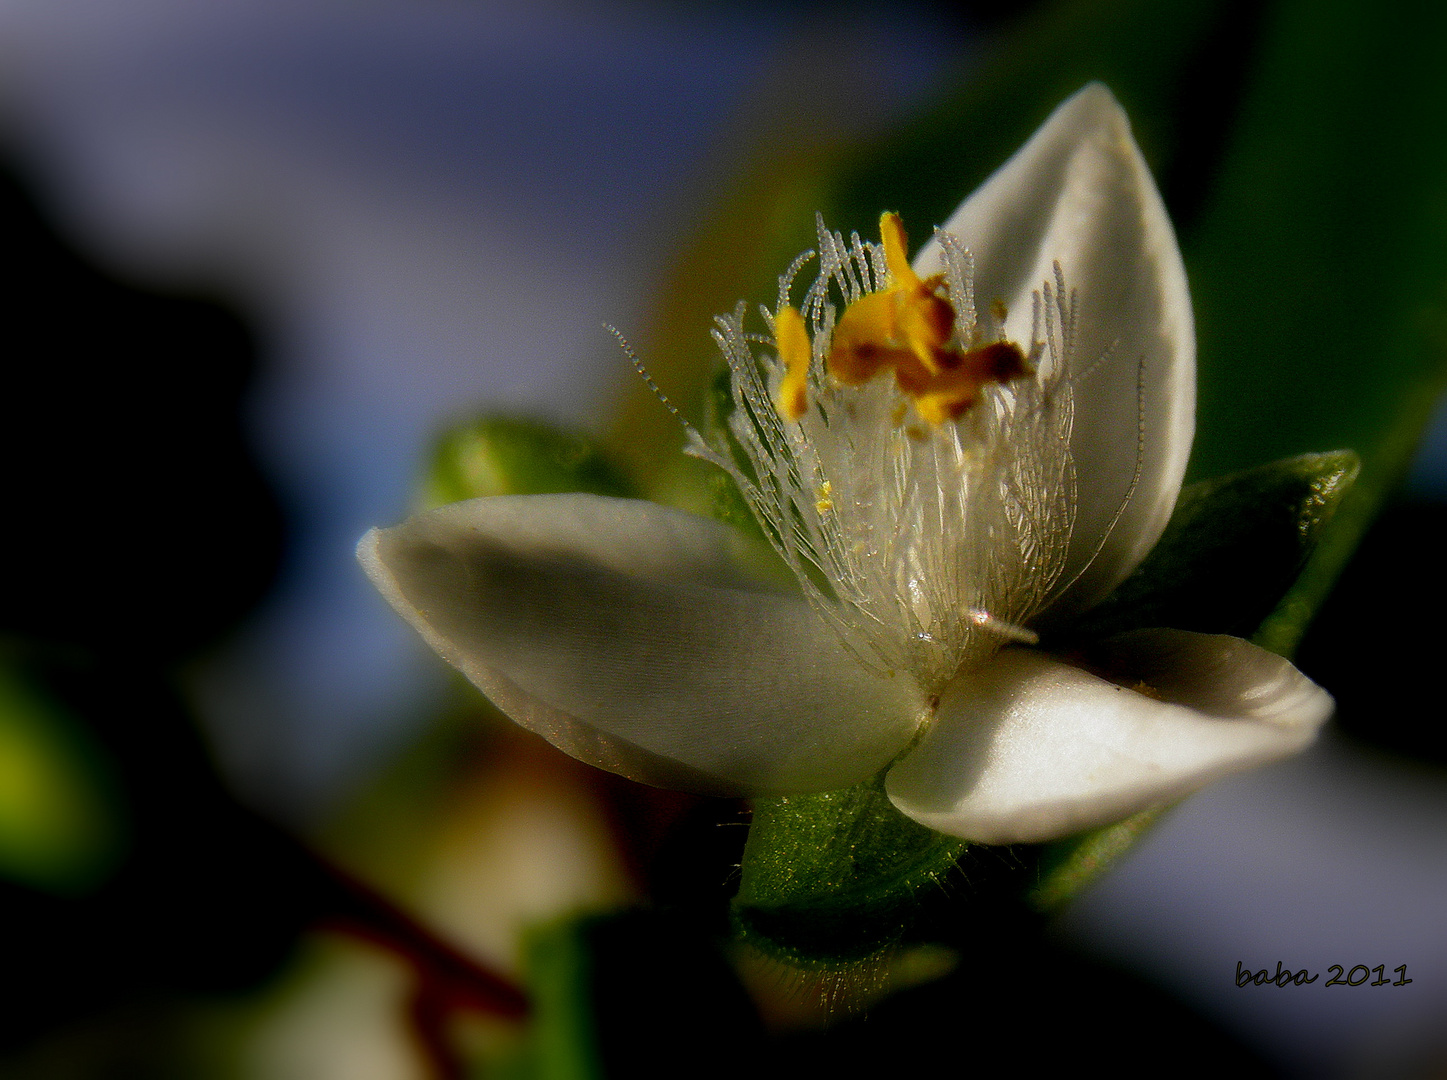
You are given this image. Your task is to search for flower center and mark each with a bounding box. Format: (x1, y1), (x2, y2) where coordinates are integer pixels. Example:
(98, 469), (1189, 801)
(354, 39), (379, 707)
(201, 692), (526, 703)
(685, 211), (1079, 693)
(776, 213), (1031, 427)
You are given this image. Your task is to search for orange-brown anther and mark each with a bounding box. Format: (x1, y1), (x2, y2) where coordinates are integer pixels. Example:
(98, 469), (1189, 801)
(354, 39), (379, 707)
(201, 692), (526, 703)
(828, 213), (956, 386)
(913, 341), (1030, 425)
(819, 212), (1029, 425)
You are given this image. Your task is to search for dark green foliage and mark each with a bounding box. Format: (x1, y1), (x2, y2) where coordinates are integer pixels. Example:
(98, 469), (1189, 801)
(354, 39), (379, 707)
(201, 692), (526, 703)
(1028, 806), (1168, 913)
(0, 660), (125, 895)
(1063, 451), (1359, 646)
(503, 911), (764, 1080)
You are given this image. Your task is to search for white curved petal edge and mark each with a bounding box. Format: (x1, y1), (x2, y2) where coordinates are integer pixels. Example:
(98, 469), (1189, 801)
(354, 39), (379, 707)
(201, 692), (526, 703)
(884, 629), (1332, 844)
(915, 83), (1195, 620)
(359, 493), (926, 795)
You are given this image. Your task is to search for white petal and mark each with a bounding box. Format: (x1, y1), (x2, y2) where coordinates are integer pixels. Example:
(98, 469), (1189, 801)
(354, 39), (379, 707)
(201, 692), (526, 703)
(359, 494), (925, 794)
(915, 83), (1195, 619)
(885, 629), (1331, 844)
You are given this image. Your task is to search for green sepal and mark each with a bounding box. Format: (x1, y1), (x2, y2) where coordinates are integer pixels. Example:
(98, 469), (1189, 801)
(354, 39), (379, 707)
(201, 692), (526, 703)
(1026, 805), (1167, 914)
(733, 773), (966, 965)
(420, 415), (637, 509)
(1062, 450), (1359, 646)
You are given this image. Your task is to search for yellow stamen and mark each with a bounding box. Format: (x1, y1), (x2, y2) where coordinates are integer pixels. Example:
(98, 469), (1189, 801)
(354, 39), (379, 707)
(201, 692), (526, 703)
(880, 211), (920, 289)
(828, 213), (955, 386)
(774, 304), (813, 421)
(911, 341), (1032, 424)
(821, 212), (1030, 426)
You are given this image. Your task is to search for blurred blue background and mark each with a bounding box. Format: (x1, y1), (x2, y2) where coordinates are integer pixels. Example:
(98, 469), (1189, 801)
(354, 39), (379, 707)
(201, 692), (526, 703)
(0, 0), (969, 818)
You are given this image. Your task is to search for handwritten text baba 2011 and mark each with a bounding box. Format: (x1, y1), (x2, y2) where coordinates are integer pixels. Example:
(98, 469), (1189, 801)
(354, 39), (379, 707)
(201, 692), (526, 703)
(1237, 962), (1412, 988)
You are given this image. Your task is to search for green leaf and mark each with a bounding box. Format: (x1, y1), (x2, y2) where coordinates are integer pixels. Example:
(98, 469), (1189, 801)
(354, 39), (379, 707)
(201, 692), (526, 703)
(1175, 0), (1447, 654)
(504, 918), (602, 1080)
(421, 415), (636, 509)
(1185, 0), (1447, 491)
(1065, 451), (1359, 647)
(733, 774), (965, 965)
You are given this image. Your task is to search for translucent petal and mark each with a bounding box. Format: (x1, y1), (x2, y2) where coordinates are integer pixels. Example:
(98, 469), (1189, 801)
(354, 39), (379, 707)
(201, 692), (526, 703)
(885, 629), (1332, 844)
(915, 83), (1195, 619)
(360, 494), (925, 794)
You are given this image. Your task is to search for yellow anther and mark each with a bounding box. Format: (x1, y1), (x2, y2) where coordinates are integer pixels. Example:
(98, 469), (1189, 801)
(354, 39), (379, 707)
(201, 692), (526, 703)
(879, 211), (921, 289)
(815, 480), (833, 514)
(821, 213), (1031, 427)
(827, 213), (956, 390)
(824, 290), (903, 386)
(774, 305), (813, 420)
(914, 393), (954, 428)
(912, 341), (1031, 425)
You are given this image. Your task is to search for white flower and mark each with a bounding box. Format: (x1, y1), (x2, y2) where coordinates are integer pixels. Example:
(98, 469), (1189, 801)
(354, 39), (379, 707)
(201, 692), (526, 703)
(359, 85), (1331, 845)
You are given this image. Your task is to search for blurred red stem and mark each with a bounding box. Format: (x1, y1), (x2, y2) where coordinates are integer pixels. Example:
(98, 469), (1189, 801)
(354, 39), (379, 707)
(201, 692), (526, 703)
(317, 860), (530, 1020)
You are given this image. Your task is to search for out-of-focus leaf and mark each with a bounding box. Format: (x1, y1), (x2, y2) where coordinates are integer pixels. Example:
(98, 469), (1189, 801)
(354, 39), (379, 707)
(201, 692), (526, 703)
(508, 918), (601, 1080)
(1294, 502), (1447, 765)
(1182, 0), (1447, 658)
(1027, 806), (1167, 914)
(501, 911), (763, 1079)
(1186, 0), (1447, 483)
(0, 664), (123, 894)
(421, 415), (636, 509)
